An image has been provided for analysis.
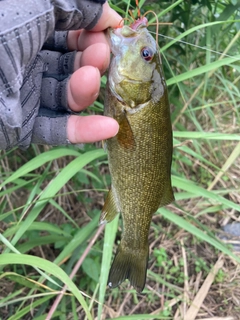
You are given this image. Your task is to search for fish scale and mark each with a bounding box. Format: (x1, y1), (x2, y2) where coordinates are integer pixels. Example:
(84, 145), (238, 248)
(100, 18), (174, 292)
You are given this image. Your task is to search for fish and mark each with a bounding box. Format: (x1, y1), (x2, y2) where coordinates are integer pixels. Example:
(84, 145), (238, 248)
(100, 16), (174, 293)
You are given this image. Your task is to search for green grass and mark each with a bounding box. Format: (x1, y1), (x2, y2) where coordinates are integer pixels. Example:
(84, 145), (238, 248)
(0, 0), (240, 318)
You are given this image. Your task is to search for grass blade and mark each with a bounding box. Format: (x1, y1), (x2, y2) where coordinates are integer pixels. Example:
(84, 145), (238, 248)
(4, 149), (106, 250)
(159, 208), (240, 264)
(0, 253), (93, 320)
(98, 215), (119, 319)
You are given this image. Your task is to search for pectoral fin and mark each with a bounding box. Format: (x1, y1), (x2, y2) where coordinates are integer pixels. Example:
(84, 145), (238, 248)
(100, 188), (120, 224)
(117, 111), (135, 149)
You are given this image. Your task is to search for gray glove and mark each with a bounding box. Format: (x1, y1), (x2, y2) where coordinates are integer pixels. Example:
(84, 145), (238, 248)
(0, 0), (105, 150)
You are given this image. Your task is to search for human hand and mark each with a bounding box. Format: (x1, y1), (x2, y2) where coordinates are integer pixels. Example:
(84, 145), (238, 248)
(0, 0), (122, 150)
(66, 2), (121, 144)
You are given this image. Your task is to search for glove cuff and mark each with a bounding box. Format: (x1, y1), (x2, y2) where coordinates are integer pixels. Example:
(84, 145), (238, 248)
(31, 113), (70, 146)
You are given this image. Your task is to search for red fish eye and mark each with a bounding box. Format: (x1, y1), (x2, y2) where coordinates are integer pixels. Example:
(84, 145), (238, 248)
(141, 47), (153, 61)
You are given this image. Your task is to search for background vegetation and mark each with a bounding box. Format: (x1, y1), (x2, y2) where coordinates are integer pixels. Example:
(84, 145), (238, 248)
(0, 0), (240, 319)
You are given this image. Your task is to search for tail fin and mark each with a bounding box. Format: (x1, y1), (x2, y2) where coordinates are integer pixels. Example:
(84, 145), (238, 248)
(108, 242), (149, 293)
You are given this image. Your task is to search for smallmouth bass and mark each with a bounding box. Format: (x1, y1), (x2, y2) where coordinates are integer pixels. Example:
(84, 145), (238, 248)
(100, 17), (174, 293)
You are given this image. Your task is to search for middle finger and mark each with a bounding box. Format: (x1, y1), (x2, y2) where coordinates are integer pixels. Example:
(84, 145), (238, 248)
(74, 42), (110, 74)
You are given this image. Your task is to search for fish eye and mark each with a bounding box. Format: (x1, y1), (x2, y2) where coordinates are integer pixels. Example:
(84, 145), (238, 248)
(141, 47), (153, 62)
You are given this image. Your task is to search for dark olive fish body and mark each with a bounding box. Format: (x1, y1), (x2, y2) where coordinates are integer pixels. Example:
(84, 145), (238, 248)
(101, 18), (174, 292)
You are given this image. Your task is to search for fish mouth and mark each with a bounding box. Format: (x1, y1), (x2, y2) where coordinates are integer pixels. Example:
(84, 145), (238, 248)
(129, 17), (148, 30)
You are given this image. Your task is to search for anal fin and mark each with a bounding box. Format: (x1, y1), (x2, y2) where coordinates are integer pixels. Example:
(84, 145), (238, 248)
(100, 188), (120, 224)
(159, 185), (175, 207)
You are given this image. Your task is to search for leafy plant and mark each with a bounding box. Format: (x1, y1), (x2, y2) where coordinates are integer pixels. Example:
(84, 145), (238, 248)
(0, 0), (239, 318)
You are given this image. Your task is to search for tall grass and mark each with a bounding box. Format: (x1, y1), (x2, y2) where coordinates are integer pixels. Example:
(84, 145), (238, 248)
(0, 0), (239, 318)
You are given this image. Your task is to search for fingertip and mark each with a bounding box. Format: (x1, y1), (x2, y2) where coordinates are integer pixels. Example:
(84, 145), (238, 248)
(91, 2), (122, 31)
(79, 43), (110, 74)
(67, 115), (119, 144)
(68, 66), (101, 111)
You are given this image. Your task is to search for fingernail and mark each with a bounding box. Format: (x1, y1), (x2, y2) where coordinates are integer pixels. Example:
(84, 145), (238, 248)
(113, 123), (119, 137)
(93, 91), (99, 99)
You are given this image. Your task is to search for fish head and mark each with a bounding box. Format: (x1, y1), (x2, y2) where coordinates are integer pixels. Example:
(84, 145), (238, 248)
(108, 19), (165, 109)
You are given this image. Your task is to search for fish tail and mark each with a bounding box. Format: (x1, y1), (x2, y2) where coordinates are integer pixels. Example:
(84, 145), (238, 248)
(108, 242), (149, 293)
